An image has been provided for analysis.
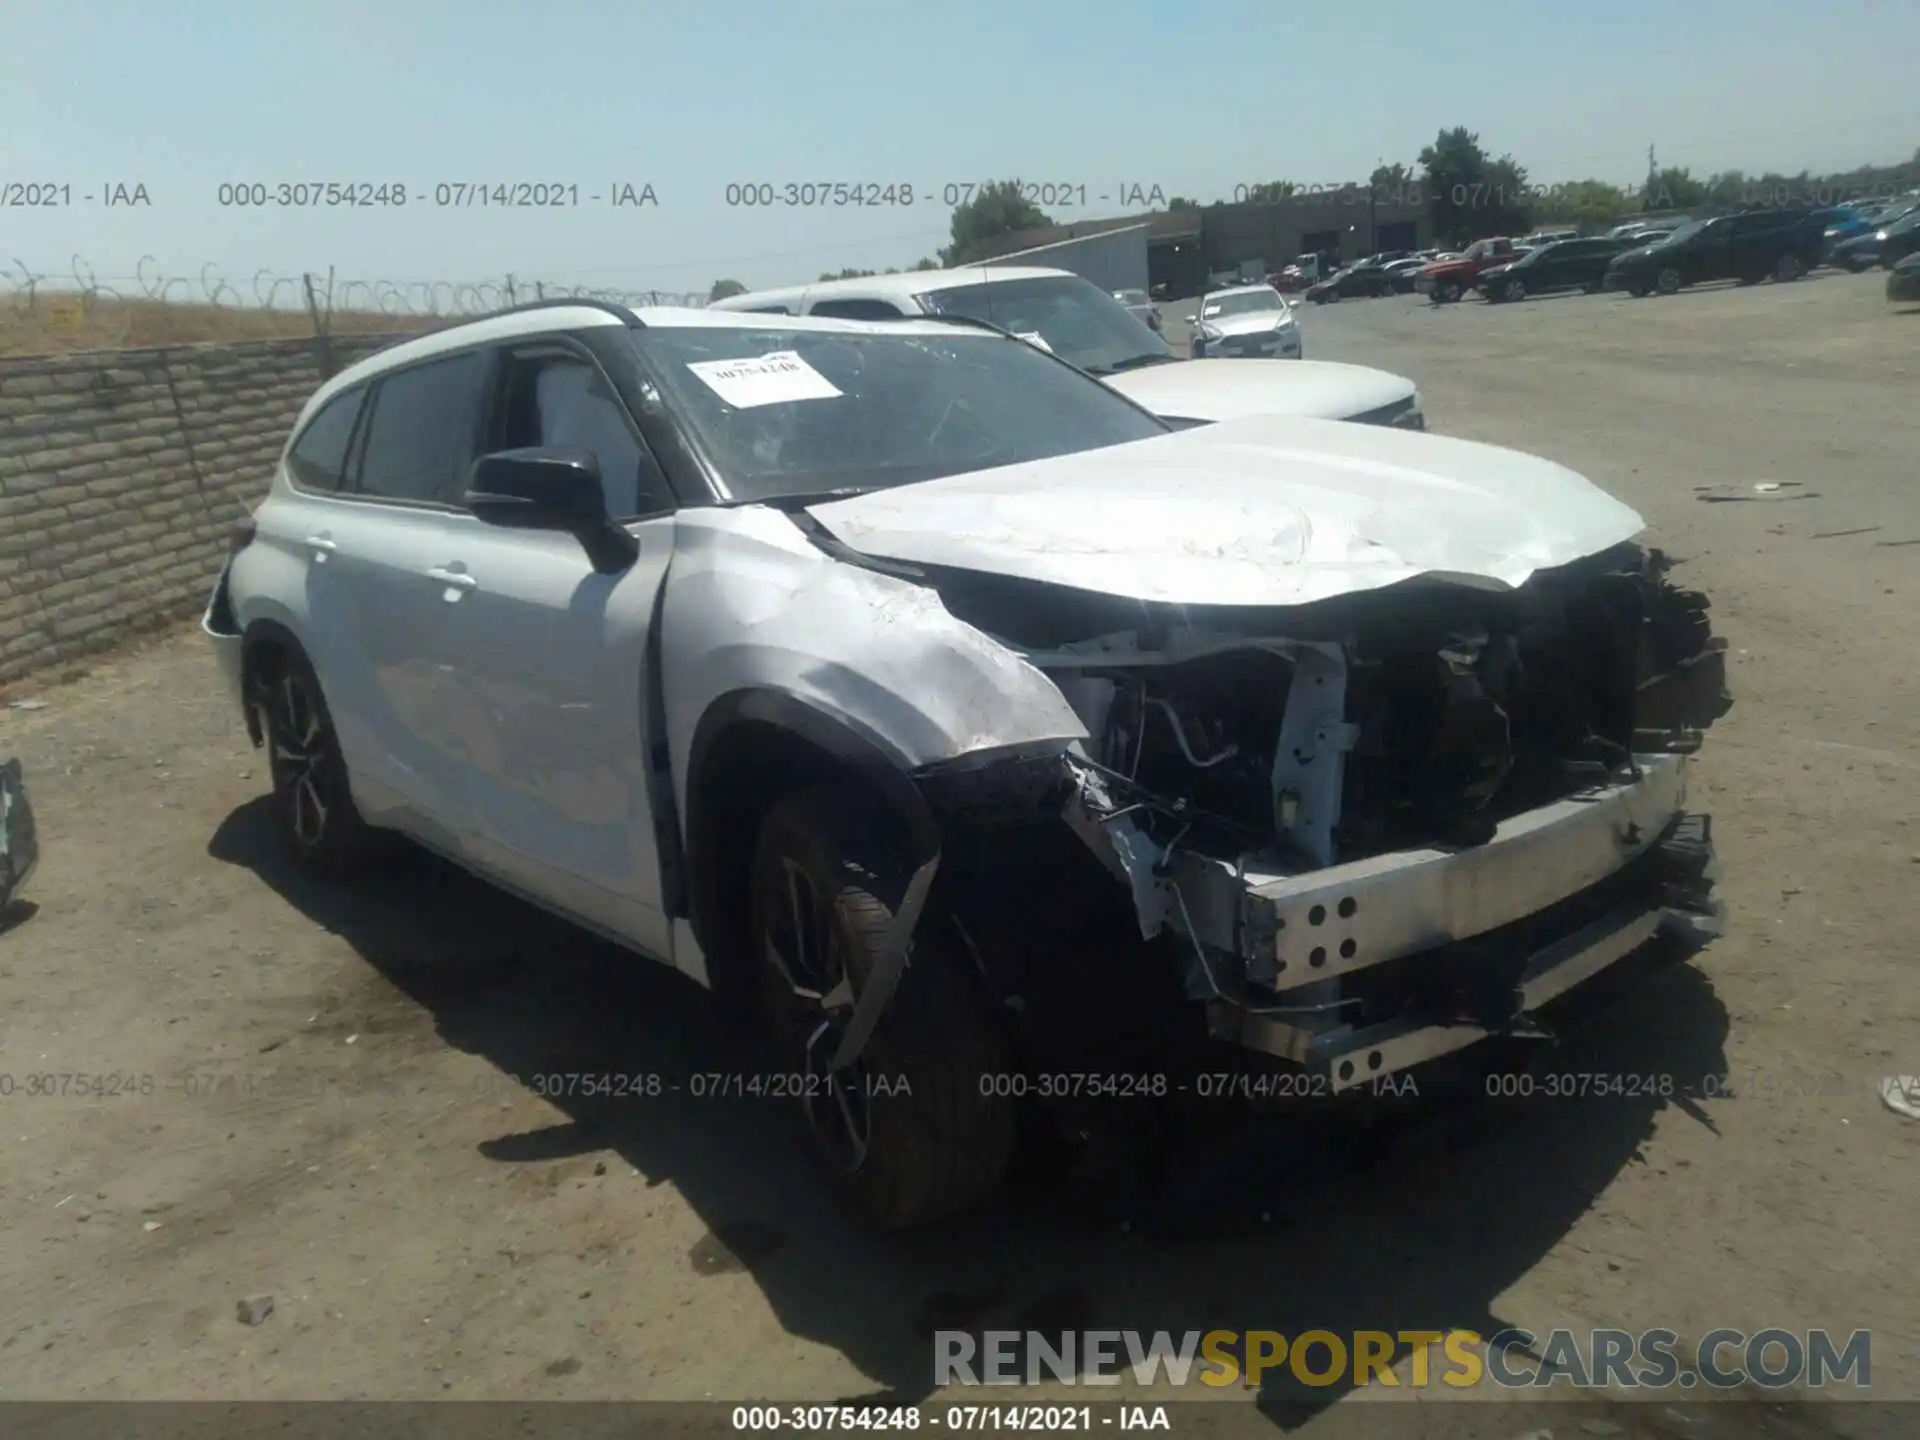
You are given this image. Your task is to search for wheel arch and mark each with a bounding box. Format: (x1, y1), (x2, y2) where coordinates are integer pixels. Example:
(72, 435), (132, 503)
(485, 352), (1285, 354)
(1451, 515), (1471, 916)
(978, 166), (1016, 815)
(682, 688), (940, 1009)
(236, 617), (307, 747)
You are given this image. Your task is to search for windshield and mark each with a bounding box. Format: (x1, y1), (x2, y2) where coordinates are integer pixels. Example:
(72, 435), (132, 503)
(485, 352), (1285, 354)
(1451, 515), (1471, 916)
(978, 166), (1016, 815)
(1201, 289), (1285, 319)
(1657, 218), (1715, 245)
(912, 274), (1174, 376)
(632, 324), (1168, 503)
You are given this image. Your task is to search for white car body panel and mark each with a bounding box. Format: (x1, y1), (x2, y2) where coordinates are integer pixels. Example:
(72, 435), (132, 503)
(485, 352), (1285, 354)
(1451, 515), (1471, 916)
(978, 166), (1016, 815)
(1105, 358), (1415, 423)
(658, 507), (1089, 832)
(806, 413), (1645, 608)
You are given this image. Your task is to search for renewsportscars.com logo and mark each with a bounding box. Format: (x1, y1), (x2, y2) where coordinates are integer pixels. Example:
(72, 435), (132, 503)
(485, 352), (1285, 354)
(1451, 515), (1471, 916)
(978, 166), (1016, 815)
(934, 1328), (1872, 1391)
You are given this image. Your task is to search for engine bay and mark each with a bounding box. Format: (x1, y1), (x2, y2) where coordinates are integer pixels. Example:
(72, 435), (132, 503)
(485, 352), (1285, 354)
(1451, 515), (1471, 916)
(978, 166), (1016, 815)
(961, 542), (1732, 874)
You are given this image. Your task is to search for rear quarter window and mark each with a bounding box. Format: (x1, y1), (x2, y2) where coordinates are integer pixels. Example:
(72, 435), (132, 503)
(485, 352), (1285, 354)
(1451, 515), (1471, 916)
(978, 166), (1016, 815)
(285, 385), (367, 492)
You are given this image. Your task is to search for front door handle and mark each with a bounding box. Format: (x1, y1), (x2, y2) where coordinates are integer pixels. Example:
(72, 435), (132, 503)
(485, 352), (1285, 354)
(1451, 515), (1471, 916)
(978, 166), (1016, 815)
(426, 566), (477, 592)
(303, 534), (337, 559)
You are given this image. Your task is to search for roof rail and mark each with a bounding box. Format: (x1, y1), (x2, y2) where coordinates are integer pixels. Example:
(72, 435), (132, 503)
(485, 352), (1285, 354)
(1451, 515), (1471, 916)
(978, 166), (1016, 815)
(470, 296), (649, 328)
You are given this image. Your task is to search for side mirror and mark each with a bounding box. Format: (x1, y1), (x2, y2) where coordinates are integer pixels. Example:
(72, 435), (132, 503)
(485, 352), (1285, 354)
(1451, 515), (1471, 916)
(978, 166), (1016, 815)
(464, 448), (639, 573)
(1183, 314), (1198, 325)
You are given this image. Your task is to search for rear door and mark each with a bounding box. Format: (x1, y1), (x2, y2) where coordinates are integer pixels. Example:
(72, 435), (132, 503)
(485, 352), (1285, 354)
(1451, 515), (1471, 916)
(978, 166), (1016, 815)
(317, 348), (491, 838)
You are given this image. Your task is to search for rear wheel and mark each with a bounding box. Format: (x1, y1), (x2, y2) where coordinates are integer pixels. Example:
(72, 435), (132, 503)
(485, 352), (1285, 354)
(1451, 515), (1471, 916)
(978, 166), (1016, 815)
(248, 647), (377, 874)
(1505, 279), (1527, 302)
(1438, 281), (1462, 303)
(747, 787), (1016, 1230)
(1655, 266), (1683, 295)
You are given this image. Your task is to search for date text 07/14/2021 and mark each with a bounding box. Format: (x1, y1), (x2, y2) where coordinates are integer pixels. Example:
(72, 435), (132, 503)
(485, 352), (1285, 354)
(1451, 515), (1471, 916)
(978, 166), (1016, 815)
(722, 181), (1168, 209)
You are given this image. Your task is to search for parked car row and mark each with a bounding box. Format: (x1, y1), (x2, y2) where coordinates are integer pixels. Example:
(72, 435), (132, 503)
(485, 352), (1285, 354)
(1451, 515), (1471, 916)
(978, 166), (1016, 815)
(1403, 202), (1914, 306)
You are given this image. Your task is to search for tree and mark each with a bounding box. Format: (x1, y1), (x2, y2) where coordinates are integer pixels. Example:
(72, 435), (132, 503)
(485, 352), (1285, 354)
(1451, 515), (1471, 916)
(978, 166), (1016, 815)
(1641, 166), (1710, 211)
(940, 180), (1053, 266)
(911, 257), (942, 271)
(1166, 195), (1201, 211)
(1241, 181), (1297, 202)
(1369, 162), (1416, 197)
(817, 267), (879, 281)
(1418, 127), (1532, 241)
(1531, 178), (1632, 232)
(708, 278), (747, 301)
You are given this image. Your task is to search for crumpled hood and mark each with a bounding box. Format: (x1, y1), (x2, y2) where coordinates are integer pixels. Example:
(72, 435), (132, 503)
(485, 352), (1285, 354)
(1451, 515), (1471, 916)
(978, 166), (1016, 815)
(1103, 358), (1414, 423)
(805, 413), (1645, 608)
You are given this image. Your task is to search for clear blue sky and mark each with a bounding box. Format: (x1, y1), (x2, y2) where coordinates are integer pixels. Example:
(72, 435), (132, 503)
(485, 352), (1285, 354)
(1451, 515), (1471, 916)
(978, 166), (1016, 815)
(4, 0), (1914, 303)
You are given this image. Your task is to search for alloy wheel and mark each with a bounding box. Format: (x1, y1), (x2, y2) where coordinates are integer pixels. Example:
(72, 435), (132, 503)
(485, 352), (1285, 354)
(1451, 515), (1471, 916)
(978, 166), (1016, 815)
(761, 859), (873, 1175)
(257, 672), (331, 850)
(1507, 280), (1526, 301)
(1656, 267), (1682, 294)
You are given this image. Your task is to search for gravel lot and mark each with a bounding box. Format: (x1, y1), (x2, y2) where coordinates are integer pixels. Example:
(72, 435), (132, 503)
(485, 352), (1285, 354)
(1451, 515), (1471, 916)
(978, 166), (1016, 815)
(2, 268), (1917, 1428)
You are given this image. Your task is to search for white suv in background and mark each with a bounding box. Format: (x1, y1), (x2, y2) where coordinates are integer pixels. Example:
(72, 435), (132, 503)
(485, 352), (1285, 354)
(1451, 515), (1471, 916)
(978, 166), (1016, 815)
(711, 267), (1427, 430)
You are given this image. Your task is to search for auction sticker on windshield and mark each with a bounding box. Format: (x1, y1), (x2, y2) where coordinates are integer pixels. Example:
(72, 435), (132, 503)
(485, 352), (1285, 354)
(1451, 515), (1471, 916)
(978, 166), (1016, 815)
(685, 351), (842, 408)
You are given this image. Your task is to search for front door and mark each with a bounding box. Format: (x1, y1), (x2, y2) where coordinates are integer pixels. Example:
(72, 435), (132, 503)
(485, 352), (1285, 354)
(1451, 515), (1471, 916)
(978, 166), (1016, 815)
(414, 337), (679, 959)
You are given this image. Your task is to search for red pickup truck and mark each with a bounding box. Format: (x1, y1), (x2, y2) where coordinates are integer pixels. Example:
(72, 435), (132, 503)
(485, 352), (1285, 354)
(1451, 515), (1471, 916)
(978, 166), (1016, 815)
(1413, 237), (1519, 303)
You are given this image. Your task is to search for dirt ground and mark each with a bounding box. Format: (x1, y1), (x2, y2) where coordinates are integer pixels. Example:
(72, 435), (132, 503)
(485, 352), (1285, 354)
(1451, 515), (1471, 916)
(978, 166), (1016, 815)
(2, 269), (1917, 1432)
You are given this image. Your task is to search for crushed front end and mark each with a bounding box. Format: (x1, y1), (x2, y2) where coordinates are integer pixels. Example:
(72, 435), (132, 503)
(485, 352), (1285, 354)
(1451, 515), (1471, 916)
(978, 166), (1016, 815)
(923, 542), (1730, 1091)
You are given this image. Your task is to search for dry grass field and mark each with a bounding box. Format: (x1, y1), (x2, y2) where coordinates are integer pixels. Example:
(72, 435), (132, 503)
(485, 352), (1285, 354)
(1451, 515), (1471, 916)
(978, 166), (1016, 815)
(0, 293), (445, 358)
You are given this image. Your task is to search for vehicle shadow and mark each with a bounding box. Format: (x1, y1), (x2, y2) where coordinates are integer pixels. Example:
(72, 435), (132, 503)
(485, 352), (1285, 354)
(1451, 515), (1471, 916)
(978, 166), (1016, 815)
(210, 799), (1732, 1428)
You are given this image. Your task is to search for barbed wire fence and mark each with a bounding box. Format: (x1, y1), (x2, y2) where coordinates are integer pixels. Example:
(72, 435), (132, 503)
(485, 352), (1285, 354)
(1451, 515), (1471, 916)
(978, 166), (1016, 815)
(1, 255), (712, 357)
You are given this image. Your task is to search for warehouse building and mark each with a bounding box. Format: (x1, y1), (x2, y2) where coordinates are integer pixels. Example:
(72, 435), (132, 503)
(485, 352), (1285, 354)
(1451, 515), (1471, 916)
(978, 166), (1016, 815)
(968, 191), (1431, 298)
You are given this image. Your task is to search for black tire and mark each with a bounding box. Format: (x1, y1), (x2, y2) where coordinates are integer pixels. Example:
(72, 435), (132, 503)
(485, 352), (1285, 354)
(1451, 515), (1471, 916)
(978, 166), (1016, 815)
(1439, 281), (1462, 303)
(1655, 266), (1683, 295)
(1627, 280), (1650, 297)
(1773, 253), (1804, 282)
(247, 646), (377, 874)
(747, 786), (1016, 1230)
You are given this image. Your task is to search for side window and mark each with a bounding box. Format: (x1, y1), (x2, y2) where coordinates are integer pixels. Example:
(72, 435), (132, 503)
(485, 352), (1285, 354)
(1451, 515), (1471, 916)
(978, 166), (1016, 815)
(807, 298), (906, 320)
(494, 352), (668, 519)
(285, 385), (366, 492)
(742, 304), (791, 314)
(353, 352), (485, 505)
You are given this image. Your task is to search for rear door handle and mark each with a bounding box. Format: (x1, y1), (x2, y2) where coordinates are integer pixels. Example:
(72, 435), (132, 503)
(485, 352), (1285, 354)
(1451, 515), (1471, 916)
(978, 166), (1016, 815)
(426, 566), (477, 592)
(303, 534), (337, 557)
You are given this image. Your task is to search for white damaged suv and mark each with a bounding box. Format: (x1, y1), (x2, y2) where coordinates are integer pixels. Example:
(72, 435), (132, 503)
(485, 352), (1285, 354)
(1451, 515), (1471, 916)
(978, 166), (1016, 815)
(206, 301), (1729, 1229)
(710, 266), (1426, 430)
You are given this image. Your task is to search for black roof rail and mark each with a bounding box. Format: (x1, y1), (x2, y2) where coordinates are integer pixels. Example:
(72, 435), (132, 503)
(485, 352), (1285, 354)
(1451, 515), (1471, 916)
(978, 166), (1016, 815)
(469, 296), (650, 328)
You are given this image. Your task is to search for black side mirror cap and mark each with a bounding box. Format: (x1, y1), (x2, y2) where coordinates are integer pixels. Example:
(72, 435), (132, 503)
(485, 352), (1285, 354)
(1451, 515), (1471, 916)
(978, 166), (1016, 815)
(464, 448), (638, 573)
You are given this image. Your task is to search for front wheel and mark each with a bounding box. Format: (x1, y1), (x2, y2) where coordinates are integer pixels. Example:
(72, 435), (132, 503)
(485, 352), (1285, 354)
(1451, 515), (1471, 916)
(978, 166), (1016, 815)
(1655, 266), (1683, 295)
(748, 787), (1016, 1230)
(247, 648), (377, 873)
(1773, 253), (1805, 282)
(1439, 281), (1462, 303)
